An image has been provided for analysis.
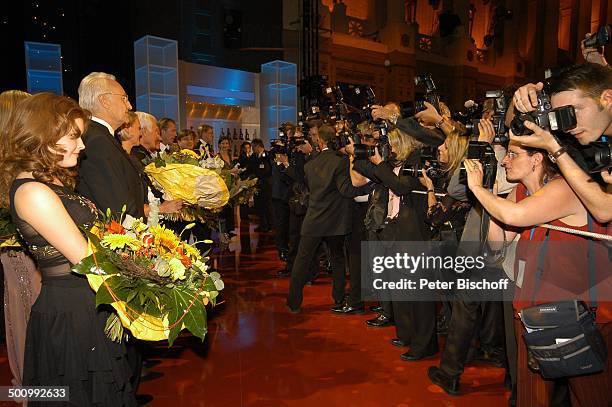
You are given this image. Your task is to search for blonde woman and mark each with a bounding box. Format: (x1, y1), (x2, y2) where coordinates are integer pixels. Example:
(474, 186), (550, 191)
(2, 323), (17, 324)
(349, 127), (439, 361)
(0, 90), (42, 386)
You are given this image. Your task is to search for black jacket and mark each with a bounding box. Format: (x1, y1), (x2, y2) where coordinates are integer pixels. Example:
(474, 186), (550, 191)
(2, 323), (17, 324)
(301, 150), (367, 237)
(77, 120), (145, 218)
(353, 152), (429, 241)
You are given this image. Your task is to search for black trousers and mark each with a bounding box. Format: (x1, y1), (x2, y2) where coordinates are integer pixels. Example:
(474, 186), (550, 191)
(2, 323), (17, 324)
(347, 201), (368, 307)
(272, 198), (290, 253)
(287, 209), (318, 275)
(376, 219), (438, 357)
(287, 234), (347, 309)
(439, 272), (505, 377)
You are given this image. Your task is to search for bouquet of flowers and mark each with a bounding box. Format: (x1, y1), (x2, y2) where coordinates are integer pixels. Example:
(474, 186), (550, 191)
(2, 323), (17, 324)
(72, 208), (223, 346)
(144, 150), (230, 209)
(200, 156), (258, 209)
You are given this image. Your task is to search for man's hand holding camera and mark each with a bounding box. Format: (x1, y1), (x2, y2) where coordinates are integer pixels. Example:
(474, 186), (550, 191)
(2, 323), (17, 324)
(513, 82), (545, 113)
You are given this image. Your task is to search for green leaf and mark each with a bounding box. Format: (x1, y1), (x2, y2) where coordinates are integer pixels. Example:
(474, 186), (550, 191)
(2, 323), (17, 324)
(165, 287), (207, 346)
(126, 289), (138, 304)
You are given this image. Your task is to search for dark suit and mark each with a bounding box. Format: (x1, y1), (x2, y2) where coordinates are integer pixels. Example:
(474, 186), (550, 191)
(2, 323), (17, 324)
(77, 120), (145, 218)
(76, 119), (145, 391)
(287, 149), (366, 309)
(250, 152), (273, 230)
(354, 154), (438, 358)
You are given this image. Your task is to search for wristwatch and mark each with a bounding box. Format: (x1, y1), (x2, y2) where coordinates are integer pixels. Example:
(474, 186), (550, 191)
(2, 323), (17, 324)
(548, 146), (567, 163)
(434, 117), (445, 129)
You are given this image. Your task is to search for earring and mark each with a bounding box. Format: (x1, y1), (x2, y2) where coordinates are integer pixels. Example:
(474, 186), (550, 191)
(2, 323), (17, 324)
(532, 164), (536, 172)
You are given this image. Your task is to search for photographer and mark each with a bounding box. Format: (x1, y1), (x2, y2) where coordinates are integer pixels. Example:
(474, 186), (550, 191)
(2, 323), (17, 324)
(420, 130), (471, 241)
(286, 125), (368, 312)
(460, 139), (610, 406)
(348, 128), (438, 361)
(371, 103), (446, 147)
(282, 122), (319, 277)
(511, 63), (612, 222)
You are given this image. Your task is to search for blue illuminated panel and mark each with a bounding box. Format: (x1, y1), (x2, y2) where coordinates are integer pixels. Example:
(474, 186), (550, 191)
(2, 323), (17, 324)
(134, 35), (179, 121)
(260, 60), (297, 144)
(24, 42), (63, 95)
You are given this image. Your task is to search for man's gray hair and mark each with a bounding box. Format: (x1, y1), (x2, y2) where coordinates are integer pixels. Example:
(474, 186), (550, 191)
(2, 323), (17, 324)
(78, 72), (117, 111)
(136, 111), (158, 133)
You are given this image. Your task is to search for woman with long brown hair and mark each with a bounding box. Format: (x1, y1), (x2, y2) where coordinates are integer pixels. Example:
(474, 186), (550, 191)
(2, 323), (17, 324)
(0, 93), (136, 406)
(0, 90), (42, 387)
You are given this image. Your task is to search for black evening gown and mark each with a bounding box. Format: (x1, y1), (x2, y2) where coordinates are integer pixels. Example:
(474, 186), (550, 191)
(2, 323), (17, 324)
(9, 178), (137, 406)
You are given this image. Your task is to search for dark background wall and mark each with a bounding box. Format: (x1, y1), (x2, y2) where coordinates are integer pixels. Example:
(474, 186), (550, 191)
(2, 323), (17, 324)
(1, 0), (283, 99)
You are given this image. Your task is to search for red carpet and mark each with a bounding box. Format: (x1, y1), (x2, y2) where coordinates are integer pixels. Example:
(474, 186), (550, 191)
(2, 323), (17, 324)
(0, 223), (510, 406)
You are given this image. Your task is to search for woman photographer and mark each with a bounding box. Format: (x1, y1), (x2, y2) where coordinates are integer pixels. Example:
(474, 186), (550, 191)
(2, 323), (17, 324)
(348, 127), (438, 361)
(419, 129), (471, 241)
(463, 133), (611, 406)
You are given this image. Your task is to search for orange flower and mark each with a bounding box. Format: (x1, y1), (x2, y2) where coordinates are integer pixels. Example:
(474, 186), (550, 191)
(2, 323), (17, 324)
(142, 233), (154, 248)
(105, 221), (125, 235)
(180, 255), (192, 267)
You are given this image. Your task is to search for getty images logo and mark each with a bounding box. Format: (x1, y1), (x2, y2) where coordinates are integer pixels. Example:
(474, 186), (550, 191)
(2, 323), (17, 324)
(539, 306), (558, 313)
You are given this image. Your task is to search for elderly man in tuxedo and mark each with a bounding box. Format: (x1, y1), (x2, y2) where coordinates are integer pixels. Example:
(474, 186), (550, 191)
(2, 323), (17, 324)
(286, 125), (370, 312)
(76, 72), (145, 219)
(76, 72), (150, 403)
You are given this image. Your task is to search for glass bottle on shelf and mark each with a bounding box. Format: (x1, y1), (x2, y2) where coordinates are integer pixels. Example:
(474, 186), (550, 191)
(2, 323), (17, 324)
(220, 128), (225, 137)
(233, 128), (238, 140)
(226, 128), (231, 138)
(245, 129), (250, 140)
(239, 128), (244, 140)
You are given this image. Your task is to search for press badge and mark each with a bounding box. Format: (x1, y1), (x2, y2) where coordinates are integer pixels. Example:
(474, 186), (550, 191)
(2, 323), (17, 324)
(516, 259), (526, 288)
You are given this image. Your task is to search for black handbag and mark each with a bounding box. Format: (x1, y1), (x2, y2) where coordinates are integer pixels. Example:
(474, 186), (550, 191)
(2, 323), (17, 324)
(520, 215), (607, 379)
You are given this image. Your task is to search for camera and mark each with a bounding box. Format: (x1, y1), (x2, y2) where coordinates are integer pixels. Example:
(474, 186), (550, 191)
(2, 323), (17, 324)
(401, 146), (444, 179)
(580, 140), (612, 173)
(402, 160), (444, 180)
(460, 91), (509, 144)
(510, 91), (577, 136)
(459, 141), (498, 189)
(583, 25), (611, 48)
(401, 74), (442, 117)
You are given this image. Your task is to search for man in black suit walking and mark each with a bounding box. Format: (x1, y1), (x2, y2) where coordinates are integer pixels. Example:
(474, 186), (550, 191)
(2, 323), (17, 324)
(286, 125), (368, 312)
(76, 72), (148, 402)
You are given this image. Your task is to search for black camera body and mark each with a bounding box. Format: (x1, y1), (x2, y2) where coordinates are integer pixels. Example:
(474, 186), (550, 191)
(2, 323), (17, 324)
(510, 91), (576, 136)
(401, 74), (441, 117)
(580, 140), (612, 173)
(459, 141), (498, 190)
(402, 160), (445, 180)
(583, 25), (611, 48)
(401, 145), (444, 180)
(463, 90), (509, 144)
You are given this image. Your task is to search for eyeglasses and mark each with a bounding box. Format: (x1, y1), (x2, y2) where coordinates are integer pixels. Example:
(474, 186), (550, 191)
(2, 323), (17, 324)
(101, 93), (129, 103)
(504, 151), (528, 160)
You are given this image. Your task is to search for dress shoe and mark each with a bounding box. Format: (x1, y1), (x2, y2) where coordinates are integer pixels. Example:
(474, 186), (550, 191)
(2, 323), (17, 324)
(390, 338), (407, 348)
(331, 303), (365, 314)
(136, 394), (154, 405)
(427, 366), (460, 396)
(286, 304), (301, 314)
(400, 350), (437, 361)
(365, 314), (394, 327)
(369, 305), (383, 313)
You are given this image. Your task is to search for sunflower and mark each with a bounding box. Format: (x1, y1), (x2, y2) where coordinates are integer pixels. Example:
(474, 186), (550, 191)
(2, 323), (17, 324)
(180, 149), (201, 159)
(101, 234), (142, 250)
(149, 225), (181, 251)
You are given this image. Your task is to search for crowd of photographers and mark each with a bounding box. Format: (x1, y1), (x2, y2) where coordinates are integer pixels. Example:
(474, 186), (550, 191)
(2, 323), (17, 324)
(255, 36), (611, 405)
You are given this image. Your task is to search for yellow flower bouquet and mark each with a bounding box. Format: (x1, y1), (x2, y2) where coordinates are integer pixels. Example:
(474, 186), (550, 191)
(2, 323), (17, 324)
(72, 210), (223, 345)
